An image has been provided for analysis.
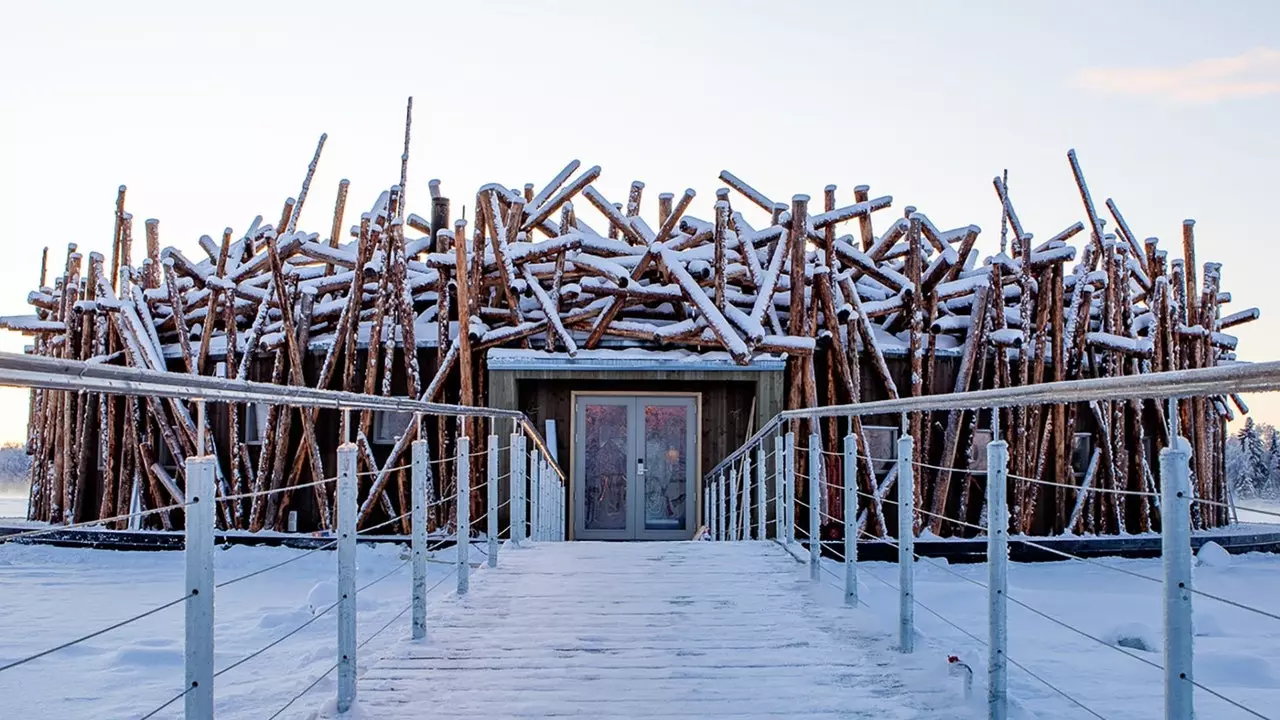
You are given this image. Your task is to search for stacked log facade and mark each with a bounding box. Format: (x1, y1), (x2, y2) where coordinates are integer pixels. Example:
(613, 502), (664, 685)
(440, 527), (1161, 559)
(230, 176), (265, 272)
(2, 111), (1255, 537)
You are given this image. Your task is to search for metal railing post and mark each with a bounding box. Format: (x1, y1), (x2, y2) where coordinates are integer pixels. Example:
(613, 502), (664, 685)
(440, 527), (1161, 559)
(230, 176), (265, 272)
(774, 435), (784, 540)
(717, 472), (727, 541)
(843, 432), (858, 607)
(336, 442), (357, 712)
(729, 463), (740, 541)
(987, 437), (1010, 719)
(486, 434), (499, 568)
(559, 481), (566, 541)
(511, 434), (526, 546)
(808, 432), (821, 580)
(778, 427), (788, 540)
(183, 455), (215, 720)
(897, 431), (915, 654)
(529, 450), (541, 543)
(456, 436), (471, 595)
(411, 439), (429, 640)
(706, 484), (716, 535)
(1162, 435), (1194, 720)
(711, 477), (719, 540)
(743, 455), (752, 540)
(755, 444), (766, 541)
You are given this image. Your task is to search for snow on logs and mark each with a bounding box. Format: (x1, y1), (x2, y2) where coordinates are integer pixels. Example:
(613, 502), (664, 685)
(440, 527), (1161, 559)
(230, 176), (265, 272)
(6, 135), (1258, 537)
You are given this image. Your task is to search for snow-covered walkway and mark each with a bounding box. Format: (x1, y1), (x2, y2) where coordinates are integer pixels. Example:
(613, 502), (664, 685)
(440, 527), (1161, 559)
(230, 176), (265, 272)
(357, 541), (957, 719)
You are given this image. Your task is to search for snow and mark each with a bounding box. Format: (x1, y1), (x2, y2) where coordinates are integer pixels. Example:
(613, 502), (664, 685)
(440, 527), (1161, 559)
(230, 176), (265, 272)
(0, 541), (459, 719)
(356, 541), (960, 719)
(1196, 540), (1233, 567)
(818, 550), (1280, 719)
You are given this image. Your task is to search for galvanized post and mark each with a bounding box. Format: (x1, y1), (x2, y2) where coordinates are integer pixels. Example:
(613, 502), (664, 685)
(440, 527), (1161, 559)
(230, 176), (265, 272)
(1162, 435), (1194, 720)
(559, 481), (566, 541)
(706, 481), (716, 532)
(742, 456), (752, 540)
(897, 431), (915, 654)
(456, 437), (471, 594)
(486, 434), (499, 568)
(510, 433), (525, 546)
(729, 463), (740, 541)
(843, 433), (858, 607)
(529, 450), (541, 542)
(987, 437), (1010, 719)
(336, 442), (357, 712)
(774, 435), (784, 540)
(778, 427), (788, 540)
(710, 478), (719, 540)
(410, 439), (429, 640)
(755, 444), (766, 541)
(715, 472), (725, 541)
(808, 432), (822, 580)
(183, 455), (215, 720)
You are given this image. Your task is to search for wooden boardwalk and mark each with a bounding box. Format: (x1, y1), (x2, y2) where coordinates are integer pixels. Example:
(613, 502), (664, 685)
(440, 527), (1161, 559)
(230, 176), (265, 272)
(358, 542), (959, 719)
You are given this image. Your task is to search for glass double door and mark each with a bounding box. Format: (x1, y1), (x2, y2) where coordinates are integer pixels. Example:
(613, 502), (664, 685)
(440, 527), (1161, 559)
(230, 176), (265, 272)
(574, 395), (697, 540)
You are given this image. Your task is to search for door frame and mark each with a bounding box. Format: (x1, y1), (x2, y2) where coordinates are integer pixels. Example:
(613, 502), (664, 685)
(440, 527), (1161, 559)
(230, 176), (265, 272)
(569, 391), (702, 541)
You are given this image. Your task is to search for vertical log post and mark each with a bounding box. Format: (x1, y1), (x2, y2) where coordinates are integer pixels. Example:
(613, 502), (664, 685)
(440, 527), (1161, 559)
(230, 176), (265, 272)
(987, 433), (1010, 720)
(844, 432), (858, 607)
(336, 442), (357, 713)
(183, 454), (215, 720)
(487, 433), (499, 567)
(898, 429), (915, 654)
(456, 436), (471, 595)
(411, 438), (429, 640)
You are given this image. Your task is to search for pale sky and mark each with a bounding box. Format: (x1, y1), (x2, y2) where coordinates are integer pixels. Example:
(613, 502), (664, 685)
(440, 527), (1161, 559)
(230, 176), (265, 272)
(2, 1), (1278, 444)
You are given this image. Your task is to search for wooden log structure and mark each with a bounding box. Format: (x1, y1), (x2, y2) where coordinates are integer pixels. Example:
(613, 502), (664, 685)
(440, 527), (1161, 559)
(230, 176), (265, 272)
(0, 112), (1252, 539)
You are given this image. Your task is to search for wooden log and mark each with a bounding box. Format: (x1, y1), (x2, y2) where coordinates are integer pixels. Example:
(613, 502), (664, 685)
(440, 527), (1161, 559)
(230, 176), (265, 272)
(928, 283), (991, 535)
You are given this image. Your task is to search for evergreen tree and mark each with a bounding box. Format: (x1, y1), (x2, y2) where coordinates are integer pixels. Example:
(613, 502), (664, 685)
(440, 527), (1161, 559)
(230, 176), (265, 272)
(1267, 430), (1280, 499)
(1236, 418), (1268, 499)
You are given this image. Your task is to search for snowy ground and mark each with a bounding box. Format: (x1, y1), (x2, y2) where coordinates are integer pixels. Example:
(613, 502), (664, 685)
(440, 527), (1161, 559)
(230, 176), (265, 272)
(1235, 499), (1280, 525)
(1, 507), (1277, 718)
(0, 495), (27, 519)
(0, 540), (465, 719)
(816, 548), (1280, 719)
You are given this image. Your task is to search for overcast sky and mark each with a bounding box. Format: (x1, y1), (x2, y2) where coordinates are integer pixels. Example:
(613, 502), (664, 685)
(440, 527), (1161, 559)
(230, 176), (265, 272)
(2, 1), (1278, 443)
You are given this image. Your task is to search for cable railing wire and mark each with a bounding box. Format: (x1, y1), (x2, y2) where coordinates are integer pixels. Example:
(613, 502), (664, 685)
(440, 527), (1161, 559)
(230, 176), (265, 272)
(0, 592), (192, 674)
(264, 569), (455, 720)
(216, 540), (339, 589)
(0, 500), (191, 544)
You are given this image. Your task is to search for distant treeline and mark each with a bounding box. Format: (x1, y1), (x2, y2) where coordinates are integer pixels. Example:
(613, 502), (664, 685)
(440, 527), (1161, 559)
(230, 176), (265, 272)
(0, 443), (30, 496)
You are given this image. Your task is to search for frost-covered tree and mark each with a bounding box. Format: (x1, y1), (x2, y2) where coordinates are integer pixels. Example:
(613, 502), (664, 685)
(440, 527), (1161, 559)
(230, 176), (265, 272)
(1235, 419), (1268, 499)
(1267, 430), (1280, 499)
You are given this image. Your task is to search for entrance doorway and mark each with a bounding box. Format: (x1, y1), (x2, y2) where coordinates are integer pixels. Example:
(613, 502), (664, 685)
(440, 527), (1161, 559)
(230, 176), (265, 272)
(572, 394), (698, 540)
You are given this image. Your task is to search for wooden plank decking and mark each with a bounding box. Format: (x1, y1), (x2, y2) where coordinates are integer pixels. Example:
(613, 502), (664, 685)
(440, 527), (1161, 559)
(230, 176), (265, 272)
(357, 541), (959, 719)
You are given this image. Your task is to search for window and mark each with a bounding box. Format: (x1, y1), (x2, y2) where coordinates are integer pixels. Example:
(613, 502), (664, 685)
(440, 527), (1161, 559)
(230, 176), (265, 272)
(969, 429), (993, 472)
(373, 411), (415, 445)
(244, 404), (269, 445)
(1071, 433), (1093, 479)
(861, 426), (898, 477)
